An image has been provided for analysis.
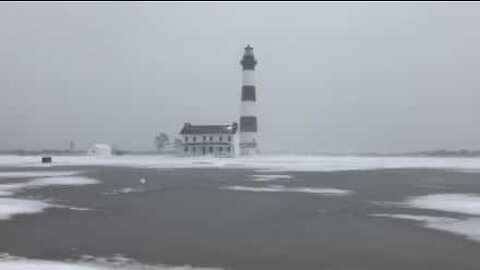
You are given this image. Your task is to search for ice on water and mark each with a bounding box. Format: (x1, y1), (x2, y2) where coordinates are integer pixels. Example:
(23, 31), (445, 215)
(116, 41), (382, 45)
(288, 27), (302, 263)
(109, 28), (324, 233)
(0, 253), (224, 270)
(0, 174), (100, 220)
(222, 185), (352, 195)
(374, 193), (480, 243)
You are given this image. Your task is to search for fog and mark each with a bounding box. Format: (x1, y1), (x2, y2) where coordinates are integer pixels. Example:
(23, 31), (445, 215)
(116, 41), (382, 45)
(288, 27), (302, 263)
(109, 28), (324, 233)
(1, 2), (479, 154)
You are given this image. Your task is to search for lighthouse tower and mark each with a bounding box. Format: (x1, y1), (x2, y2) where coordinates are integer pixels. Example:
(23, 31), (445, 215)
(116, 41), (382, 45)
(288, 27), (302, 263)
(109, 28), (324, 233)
(240, 45), (259, 155)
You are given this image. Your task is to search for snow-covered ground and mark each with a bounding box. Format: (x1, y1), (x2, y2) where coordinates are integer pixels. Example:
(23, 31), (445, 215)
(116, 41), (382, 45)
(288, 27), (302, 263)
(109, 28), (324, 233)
(3, 154), (480, 172)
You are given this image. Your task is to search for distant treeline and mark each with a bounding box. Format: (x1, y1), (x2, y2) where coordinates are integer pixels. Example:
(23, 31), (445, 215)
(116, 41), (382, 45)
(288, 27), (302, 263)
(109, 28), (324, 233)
(0, 150), (87, 156)
(357, 149), (480, 157)
(2, 149), (480, 157)
(0, 150), (169, 156)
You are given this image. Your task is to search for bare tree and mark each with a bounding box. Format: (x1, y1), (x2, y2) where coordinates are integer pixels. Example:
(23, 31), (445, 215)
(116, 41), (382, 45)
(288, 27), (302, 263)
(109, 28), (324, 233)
(154, 133), (170, 152)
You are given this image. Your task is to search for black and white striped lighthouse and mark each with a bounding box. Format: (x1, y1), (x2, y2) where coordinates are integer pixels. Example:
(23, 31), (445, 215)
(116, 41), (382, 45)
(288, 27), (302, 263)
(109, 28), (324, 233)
(240, 45), (258, 155)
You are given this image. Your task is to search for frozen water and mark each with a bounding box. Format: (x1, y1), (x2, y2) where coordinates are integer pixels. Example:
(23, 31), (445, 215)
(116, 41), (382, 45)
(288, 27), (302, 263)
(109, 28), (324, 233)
(371, 214), (480, 242)
(0, 176), (99, 197)
(249, 174), (293, 182)
(426, 217), (480, 242)
(0, 176), (100, 220)
(372, 193), (480, 242)
(0, 171), (80, 179)
(0, 253), (224, 270)
(104, 187), (146, 196)
(406, 193), (480, 215)
(0, 198), (52, 220)
(371, 214), (457, 223)
(28, 176), (100, 187)
(222, 185), (351, 195)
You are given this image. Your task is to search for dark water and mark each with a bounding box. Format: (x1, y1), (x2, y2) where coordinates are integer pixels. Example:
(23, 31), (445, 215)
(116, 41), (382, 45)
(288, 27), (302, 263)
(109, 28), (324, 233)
(1, 166), (480, 269)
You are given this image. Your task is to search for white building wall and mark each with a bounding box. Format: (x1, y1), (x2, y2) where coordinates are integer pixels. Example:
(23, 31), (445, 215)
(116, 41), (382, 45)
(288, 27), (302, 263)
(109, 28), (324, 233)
(180, 133), (239, 157)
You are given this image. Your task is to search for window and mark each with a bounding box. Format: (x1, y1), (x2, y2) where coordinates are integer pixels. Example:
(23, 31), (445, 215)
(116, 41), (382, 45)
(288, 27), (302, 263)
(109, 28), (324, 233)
(185, 136), (188, 142)
(219, 136), (223, 142)
(202, 147), (206, 155)
(184, 147), (188, 152)
(219, 147), (223, 152)
(203, 136), (206, 141)
(209, 146), (213, 153)
(192, 147), (196, 153)
(228, 136), (231, 142)
(209, 136), (213, 141)
(193, 136), (196, 142)
(227, 147), (231, 152)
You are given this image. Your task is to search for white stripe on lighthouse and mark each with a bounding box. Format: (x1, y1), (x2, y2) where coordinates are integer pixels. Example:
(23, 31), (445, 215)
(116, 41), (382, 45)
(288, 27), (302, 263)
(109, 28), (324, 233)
(241, 101), (257, 116)
(242, 70), (255, 86)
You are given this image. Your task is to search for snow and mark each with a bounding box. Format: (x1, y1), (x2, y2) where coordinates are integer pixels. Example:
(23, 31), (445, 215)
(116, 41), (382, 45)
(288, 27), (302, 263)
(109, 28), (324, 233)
(0, 253), (223, 270)
(0, 171), (81, 179)
(222, 185), (352, 195)
(0, 175), (100, 220)
(104, 187), (146, 196)
(29, 176), (100, 187)
(3, 155), (480, 172)
(426, 218), (480, 242)
(371, 214), (457, 223)
(406, 193), (480, 216)
(249, 174), (293, 182)
(0, 198), (52, 220)
(371, 214), (480, 242)
(372, 193), (480, 242)
(0, 176), (99, 197)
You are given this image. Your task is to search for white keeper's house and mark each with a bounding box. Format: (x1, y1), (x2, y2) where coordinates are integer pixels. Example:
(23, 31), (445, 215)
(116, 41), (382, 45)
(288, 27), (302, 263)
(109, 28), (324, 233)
(178, 44), (259, 157)
(180, 122), (239, 157)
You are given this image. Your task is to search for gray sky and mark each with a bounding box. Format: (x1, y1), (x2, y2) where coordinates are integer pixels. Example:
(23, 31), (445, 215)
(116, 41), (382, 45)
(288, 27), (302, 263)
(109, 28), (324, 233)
(1, 2), (480, 154)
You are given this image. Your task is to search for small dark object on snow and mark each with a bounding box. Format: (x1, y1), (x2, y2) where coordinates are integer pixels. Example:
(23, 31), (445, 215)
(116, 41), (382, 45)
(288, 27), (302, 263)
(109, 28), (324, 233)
(41, 156), (52, 163)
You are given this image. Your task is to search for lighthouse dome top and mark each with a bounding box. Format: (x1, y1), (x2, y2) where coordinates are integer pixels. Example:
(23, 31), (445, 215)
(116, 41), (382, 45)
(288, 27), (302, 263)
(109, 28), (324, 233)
(241, 44), (257, 70)
(244, 44), (254, 55)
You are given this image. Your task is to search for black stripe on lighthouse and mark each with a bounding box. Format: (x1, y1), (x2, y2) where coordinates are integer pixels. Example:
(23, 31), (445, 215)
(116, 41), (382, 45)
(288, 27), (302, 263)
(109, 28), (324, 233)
(241, 86), (256, 101)
(241, 55), (257, 70)
(240, 116), (257, 132)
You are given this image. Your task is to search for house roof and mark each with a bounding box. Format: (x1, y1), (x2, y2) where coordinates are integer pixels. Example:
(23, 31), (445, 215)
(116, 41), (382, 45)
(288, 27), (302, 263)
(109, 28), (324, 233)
(180, 122), (238, 135)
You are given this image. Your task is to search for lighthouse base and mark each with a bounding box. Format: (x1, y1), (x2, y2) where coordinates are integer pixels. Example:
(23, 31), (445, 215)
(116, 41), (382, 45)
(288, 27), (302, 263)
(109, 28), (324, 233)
(240, 147), (258, 156)
(240, 140), (258, 156)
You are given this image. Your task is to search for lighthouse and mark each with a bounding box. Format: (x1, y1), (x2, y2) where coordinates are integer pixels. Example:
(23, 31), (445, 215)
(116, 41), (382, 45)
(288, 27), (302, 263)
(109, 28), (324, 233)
(240, 45), (259, 155)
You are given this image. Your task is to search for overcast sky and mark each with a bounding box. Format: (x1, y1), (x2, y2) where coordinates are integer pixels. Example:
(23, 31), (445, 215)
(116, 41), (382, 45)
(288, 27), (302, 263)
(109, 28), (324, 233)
(1, 2), (480, 153)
